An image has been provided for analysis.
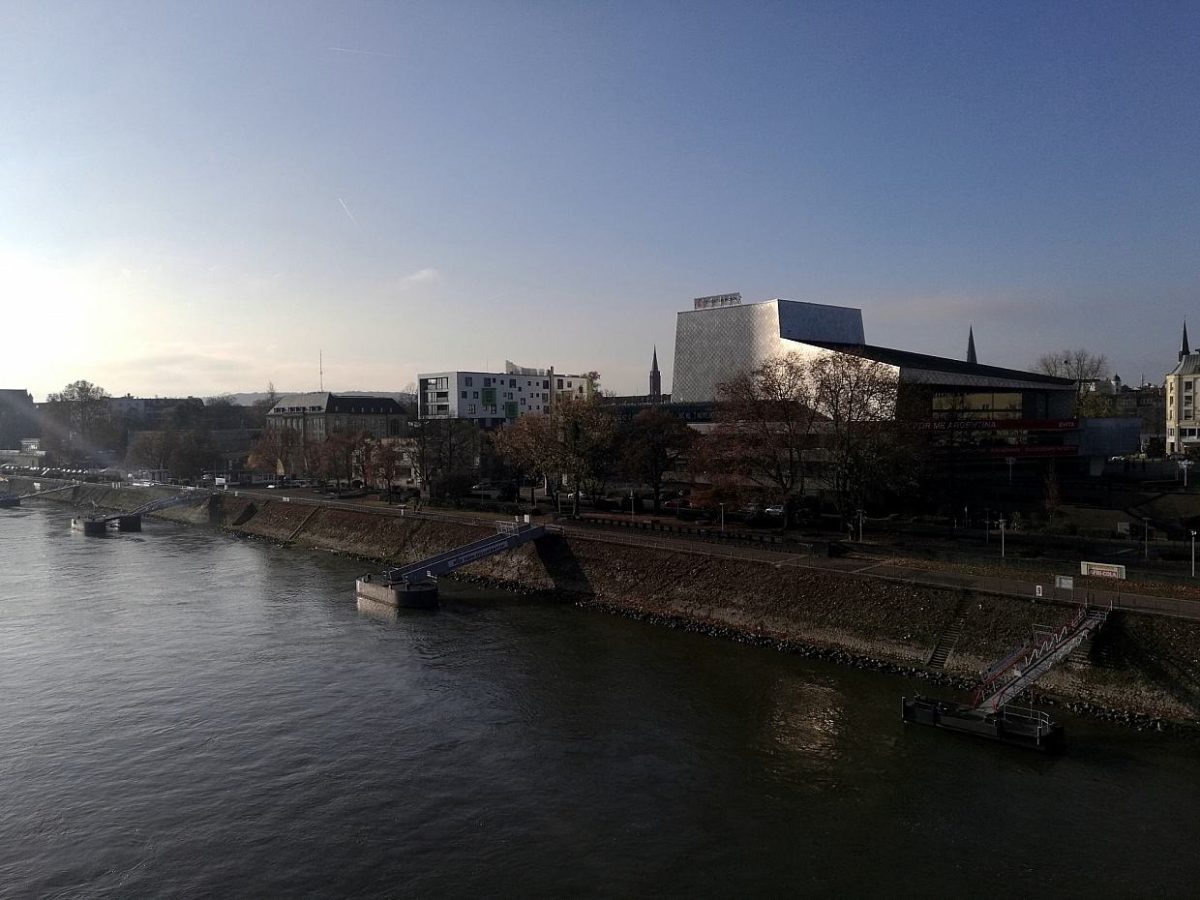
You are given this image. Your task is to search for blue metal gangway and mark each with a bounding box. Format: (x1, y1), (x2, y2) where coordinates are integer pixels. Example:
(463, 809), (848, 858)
(382, 520), (546, 585)
(92, 490), (213, 523)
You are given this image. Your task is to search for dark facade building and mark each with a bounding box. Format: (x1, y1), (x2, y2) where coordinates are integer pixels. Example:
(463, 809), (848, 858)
(0, 389), (39, 449)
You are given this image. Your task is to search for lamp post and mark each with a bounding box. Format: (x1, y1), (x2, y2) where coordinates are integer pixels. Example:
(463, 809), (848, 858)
(1180, 459), (1193, 488)
(984, 507), (991, 543)
(856, 508), (864, 542)
(999, 518), (1006, 559)
(1144, 517), (1150, 560)
(630, 489), (635, 521)
(1006, 456), (1016, 485)
(719, 502), (725, 533)
(1192, 530), (1196, 578)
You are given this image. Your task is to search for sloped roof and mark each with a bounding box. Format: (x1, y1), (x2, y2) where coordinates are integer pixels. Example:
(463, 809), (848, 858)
(269, 392), (406, 416)
(1168, 354), (1200, 377)
(807, 342), (1075, 389)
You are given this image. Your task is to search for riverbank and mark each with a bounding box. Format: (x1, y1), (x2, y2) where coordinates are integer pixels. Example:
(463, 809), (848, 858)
(17, 477), (1200, 729)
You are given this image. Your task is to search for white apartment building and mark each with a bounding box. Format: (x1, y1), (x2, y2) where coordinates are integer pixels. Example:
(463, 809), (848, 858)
(418, 361), (594, 425)
(1166, 325), (1200, 453)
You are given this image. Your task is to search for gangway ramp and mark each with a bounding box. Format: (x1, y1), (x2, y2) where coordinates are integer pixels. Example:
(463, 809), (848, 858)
(971, 604), (1110, 712)
(358, 520), (547, 609)
(73, 490), (213, 534)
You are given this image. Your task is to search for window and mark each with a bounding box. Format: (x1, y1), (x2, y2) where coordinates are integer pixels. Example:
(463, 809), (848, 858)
(557, 378), (563, 389)
(484, 377), (492, 387)
(467, 404), (476, 414)
(465, 376), (473, 387)
(461, 391), (467, 398)
(472, 391), (478, 399)
(509, 378), (516, 387)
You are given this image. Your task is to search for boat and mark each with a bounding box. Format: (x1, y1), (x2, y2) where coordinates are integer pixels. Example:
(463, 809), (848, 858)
(71, 515), (111, 536)
(901, 695), (1064, 753)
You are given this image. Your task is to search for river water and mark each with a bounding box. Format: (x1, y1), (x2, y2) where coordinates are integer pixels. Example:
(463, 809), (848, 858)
(2, 504), (1198, 898)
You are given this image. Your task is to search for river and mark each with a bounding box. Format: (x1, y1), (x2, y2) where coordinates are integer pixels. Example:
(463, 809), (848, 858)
(2, 503), (1198, 898)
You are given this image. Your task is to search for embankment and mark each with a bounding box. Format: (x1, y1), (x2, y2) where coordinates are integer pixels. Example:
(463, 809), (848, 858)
(19, 477), (1200, 726)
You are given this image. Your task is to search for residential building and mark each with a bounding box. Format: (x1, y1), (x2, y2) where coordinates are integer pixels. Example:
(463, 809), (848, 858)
(418, 361), (594, 424)
(1166, 324), (1200, 454)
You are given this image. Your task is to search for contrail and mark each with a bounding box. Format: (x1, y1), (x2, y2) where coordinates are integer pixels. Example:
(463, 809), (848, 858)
(338, 197), (359, 227)
(330, 46), (401, 59)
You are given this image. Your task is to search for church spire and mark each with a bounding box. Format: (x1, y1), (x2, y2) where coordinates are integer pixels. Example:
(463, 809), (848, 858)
(966, 326), (978, 365)
(649, 346), (662, 403)
(1181, 321), (1191, 361)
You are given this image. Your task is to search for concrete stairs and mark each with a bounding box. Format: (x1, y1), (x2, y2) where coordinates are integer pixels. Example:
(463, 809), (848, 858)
(926, 596), (970, 670)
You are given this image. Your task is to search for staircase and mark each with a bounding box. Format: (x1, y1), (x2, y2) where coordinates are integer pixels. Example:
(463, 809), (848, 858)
(926, 596), (970, 670)
(971, 604), (1110, 712)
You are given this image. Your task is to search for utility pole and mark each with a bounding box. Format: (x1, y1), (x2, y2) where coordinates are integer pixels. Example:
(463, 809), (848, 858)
(999, 518), (1006, 559)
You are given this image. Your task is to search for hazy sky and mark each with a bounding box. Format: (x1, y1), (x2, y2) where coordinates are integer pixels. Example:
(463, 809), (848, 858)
(2, 1), (1197, 401)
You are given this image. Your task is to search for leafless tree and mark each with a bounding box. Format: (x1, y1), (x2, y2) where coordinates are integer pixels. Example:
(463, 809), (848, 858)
(1036, 348), (1109, 414)
(710, 353), (823, 518)
(809, 351), (903, 516)
(619, 407), (694, 513)
(492, 414), (559, 504)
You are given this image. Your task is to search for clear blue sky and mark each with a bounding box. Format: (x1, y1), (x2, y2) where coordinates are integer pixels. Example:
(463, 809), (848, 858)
(2, 0), (1197, 399)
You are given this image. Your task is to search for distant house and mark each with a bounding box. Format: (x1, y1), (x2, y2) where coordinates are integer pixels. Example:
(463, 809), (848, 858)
(266, 392), (408, 441)
(417, 361), (595, 425)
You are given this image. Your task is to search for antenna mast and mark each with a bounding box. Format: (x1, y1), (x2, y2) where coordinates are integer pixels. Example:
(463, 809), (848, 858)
(320, 350), (324, 391)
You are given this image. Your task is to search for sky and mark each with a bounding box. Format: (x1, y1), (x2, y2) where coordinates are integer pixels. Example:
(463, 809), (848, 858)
(2, 0), (1197, 401)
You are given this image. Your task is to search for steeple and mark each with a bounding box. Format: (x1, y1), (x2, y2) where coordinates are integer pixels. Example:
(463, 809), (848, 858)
(1181, 321), (1191, 362)
(966, 326), (978, 365)
(649, 346), (662, 403)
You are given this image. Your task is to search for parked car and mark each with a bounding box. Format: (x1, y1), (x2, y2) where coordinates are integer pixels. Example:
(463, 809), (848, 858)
(764, 504), (785, 518)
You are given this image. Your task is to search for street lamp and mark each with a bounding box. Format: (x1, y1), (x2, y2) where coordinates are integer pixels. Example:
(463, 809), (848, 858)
(719, 502), (725, 532)
(1191, 530), (1196, 578)
(984, 507), (991, 543)
(999, 518), (1006, 559)
(1006, 456), (1016, 485)
(1180, 459), (1193, 488)
(1144, 517), (1151, 560)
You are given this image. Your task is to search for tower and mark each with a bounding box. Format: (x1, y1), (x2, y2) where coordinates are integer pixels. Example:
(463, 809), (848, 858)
(649, 346), (662, 403)
(966, 326), (978, 365)
(1181, 321), (1191, 362)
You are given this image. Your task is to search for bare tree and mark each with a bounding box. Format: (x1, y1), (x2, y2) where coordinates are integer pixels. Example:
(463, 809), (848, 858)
(43, 380), (113, 463)
(710, 353), (822, 520)
(1036, 348), (1109, 415)
(556, 396), (617, 514)
(809, 352), (903, 516)
(371, 440), (406, 501)
(619, 407), (695, 513)
(408, 418), (480, 499)
(492, 414), (559, 504)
